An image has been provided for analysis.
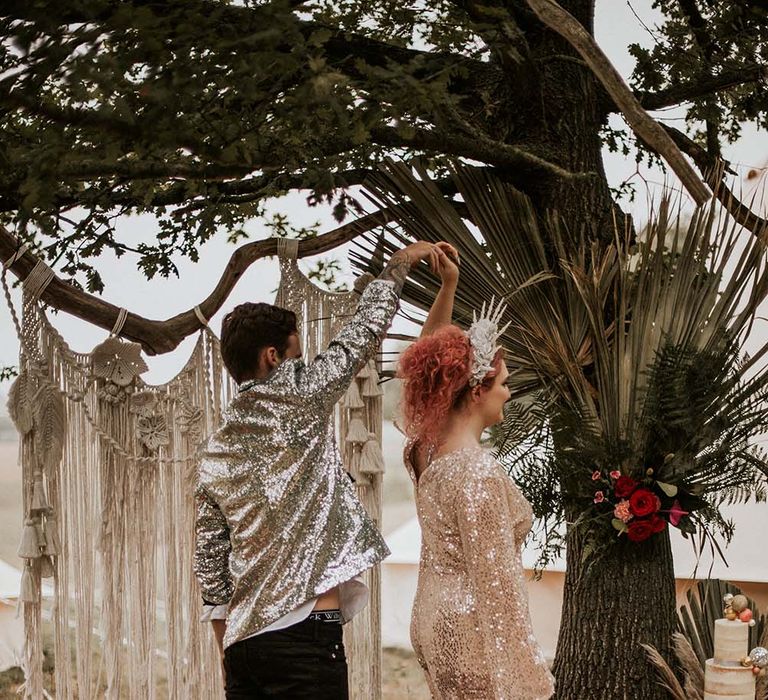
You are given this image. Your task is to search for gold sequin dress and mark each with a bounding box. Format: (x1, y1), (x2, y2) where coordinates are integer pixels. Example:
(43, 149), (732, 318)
(405, 444), (555, 699)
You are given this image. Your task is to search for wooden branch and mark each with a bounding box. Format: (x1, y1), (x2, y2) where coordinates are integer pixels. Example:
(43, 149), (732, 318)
(370, 125), (587, 180)
(637, 65), (768, 111)
(525, 0), (711, 206)
(661, 125), (768, 237)
(0, 210), (395, 356)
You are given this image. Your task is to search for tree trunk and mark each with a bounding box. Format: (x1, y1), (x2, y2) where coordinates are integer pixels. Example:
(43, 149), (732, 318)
(496, 6), (674, 695)
(552, 516), (677, 700)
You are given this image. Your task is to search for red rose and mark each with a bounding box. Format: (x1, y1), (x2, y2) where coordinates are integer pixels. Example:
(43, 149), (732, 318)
(626, 513), (667, 542)
(626, 519), (654, 542)
(614, 476), (639, 498)
(629, 489), (661, 517)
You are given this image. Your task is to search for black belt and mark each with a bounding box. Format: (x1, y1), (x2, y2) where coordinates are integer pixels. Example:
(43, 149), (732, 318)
(307, 609), (342, 623)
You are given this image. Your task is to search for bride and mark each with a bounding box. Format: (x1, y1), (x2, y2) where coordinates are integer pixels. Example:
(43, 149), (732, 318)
(398, 246), (554, 699)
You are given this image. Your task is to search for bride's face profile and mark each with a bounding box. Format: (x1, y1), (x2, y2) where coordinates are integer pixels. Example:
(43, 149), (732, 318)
(469, 362), (510, 428)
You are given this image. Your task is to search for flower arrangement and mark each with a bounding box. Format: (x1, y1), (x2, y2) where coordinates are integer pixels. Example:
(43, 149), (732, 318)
(589, 467), (701, 543)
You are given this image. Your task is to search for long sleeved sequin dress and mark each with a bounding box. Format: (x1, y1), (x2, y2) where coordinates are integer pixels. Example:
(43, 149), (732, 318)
(405, 444), (555, 699)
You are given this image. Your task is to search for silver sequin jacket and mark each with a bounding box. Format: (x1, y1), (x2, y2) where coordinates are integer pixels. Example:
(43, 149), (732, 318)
(194, 279), (396, 648)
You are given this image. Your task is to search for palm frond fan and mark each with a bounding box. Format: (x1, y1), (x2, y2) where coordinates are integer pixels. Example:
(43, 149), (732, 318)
(354, 158), (768, 568)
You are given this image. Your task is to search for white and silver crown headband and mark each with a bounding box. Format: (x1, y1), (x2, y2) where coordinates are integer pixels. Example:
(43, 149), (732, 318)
(466, 297), (510, 387)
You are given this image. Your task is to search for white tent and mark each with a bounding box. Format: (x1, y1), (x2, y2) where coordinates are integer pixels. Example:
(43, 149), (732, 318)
(0, 559), (53, 673)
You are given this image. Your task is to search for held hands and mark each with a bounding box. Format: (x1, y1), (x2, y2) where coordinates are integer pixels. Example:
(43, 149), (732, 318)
(400, 241), (459, 279)
(382, 240), (459, 294)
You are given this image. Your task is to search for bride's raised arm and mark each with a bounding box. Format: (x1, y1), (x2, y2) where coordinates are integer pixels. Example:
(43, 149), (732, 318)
(420, 242), (459, 338)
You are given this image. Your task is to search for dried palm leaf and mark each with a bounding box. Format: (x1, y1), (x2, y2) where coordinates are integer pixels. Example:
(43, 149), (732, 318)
(671, 632), (704, 699)
(641, 643), (689, 700)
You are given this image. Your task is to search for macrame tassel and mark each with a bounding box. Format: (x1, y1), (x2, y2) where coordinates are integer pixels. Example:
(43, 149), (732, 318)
(18, 518), (41, 559)
(359, 436), (385, 476)
(39, 555), (55, 579)
(361, 372), (383, 398)
(43, 516), (60, 556)
(19, 561), (38, 603)
(346, 417), (370, 444)
(30, 473), (50, 513)
(356, 361), (373, 380)
(342, 381), (365, 410)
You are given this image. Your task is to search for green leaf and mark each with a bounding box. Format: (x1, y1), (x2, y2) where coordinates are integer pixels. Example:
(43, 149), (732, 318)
(657, 482), (678, 497)
(611, 518), (628, 534)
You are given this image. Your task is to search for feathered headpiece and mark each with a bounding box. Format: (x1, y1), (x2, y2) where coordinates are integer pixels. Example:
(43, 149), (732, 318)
(466, 298), (509, 386)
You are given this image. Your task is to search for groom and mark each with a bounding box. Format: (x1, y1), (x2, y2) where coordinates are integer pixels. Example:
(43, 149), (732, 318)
(194, 240), (454, 699)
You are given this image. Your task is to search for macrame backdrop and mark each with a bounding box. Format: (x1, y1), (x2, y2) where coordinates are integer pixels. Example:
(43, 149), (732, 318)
(4, 240), (384, 699)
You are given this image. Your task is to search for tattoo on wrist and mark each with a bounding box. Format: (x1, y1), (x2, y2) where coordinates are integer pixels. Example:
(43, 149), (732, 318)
(379, 252), (410, 294)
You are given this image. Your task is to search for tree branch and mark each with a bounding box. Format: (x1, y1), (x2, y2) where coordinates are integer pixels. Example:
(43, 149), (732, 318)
(676, 0), (721, 156)
(0, 210), (393, 355)
(676, 0), (717, 57)
(318, 24), (496, 91)
(637, 65), (768, 111)
(661, 124), (768, 236)
(369, 125), (587, 180)
(524, 0), (711, 206)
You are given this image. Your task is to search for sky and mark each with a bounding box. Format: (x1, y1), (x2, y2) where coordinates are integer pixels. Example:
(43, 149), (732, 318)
(1, 0), (767, 394)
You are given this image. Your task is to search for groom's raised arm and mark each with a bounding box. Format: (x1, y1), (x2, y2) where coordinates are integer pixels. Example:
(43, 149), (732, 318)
(296, 242), (438, 408)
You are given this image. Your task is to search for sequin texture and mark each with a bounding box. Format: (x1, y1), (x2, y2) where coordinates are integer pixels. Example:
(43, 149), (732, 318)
(194, 280), (397, 649)
(406, 444), (555, 699)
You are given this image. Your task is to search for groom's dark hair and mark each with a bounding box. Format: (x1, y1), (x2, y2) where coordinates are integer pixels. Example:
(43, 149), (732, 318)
(220, 303), (298, 383)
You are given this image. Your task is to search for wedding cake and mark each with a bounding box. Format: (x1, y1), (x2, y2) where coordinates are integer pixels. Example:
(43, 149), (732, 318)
(703, 594), (759, 700)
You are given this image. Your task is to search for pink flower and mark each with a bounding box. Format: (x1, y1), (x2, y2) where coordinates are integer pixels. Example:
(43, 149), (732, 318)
(613, 499), (633, 523)
(668, 499), (689, 527)
(609, 470), (621, 480)
(591, 470), (601, 481)
(593, 491), (605, 504)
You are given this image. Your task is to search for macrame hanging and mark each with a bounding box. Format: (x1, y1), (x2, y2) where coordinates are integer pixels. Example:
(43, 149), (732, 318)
(3, 250), (230, 699)
(275, 238), (386, 700)
(4, 239), (385, 699)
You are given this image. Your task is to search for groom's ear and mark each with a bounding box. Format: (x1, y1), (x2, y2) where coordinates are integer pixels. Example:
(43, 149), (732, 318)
(260, 346), (282, 372)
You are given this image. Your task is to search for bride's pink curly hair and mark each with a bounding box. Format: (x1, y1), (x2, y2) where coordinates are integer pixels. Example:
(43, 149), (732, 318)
(397, 325), (503, 449)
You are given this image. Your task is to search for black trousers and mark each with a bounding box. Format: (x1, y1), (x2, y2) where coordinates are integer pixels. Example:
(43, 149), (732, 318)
(223, 616), (349, 699)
